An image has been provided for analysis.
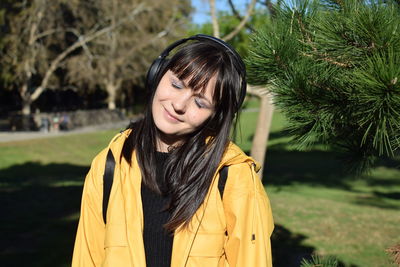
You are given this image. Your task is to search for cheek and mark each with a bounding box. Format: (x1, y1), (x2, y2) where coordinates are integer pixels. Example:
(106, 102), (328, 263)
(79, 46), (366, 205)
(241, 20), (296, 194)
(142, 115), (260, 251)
(153, 78), (171, 101)
(187, 110), (213, 127)
(154, 88), (167, 101)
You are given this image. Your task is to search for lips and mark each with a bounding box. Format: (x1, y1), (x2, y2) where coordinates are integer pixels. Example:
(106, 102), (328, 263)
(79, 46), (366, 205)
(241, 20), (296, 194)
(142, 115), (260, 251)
(163, 107), (182, 123)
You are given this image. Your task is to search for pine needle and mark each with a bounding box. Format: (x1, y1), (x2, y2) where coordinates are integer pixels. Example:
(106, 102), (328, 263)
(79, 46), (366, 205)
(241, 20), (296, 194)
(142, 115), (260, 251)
(386, 244), (400, 266)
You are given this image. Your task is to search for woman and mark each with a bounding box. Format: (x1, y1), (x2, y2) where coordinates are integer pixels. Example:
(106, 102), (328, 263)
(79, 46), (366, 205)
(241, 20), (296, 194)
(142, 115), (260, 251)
(72, 34), (274, 267)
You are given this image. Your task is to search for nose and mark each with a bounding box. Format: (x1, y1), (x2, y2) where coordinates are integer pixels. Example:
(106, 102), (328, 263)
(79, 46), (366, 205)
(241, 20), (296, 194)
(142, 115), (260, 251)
(171, 90), (191, 114)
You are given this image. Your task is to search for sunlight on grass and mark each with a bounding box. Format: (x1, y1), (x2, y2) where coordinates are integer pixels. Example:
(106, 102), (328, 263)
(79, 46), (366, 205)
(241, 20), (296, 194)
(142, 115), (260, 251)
(0, 129), (117, 169)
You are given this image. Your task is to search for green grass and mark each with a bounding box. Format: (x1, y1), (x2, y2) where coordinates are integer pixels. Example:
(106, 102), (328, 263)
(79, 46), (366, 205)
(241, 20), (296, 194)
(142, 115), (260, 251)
(1, 106), (399, 267)
(0, 130), (118, 267)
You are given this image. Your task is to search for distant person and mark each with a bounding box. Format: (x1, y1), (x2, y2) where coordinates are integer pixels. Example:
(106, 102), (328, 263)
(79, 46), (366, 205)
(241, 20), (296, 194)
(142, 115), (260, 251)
(52, 113), (60, 132)
(72, 34), (274, 267)
(60, 113), (70, 131)
(40, 117), (50, 133)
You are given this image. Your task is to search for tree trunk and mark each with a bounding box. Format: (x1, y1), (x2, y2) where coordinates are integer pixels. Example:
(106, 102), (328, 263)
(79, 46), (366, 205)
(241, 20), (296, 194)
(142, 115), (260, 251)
(106, 83), (118, 110)
(108, 100), (116, 110)
(20, 83), (32, 115)
(22, 101), (31, 115)
(20, 85), (32, 130)
(250, 93), (274, 171)
(209, 0), (220, 38)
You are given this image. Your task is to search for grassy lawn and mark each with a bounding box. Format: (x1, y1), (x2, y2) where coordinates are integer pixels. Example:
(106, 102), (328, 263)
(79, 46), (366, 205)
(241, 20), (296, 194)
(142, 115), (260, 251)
(0, 105), (399, 266)
(0, 130), (118, 267)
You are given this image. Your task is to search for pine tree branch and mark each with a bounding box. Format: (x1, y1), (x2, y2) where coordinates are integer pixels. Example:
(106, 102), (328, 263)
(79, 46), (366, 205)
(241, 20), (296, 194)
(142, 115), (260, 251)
(301, 51), (352, 68)
(296, 11), (315, 51)
(386, 244), (400, 266)
(332, 0), (345, 7)
(257, 0), (276, 17)
(295, 11), (351, 68)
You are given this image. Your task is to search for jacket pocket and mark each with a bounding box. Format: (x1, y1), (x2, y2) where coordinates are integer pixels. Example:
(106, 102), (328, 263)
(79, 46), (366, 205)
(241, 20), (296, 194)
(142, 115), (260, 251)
(103, 224), (130, 267)
(189, 231), (226, 257)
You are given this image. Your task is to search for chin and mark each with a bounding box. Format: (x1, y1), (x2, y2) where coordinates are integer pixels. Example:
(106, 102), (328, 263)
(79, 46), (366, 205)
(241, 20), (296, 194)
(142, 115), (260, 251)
(154, 121), (180, 136)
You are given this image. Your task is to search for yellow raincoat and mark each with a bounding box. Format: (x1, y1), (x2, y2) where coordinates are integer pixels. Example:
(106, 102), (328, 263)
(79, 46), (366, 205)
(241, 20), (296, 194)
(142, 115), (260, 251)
(72, 130), (274, 267)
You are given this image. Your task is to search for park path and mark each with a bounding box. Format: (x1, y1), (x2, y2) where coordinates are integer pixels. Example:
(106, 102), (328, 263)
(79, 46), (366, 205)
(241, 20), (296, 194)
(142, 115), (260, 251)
(0, 108), (259, 143)
(0, 120), (131, 143)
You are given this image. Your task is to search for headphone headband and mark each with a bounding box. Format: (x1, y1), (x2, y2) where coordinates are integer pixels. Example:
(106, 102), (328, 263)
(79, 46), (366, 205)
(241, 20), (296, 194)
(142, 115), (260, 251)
(159, 34), (246, 77)
(146, 34), (247, 111)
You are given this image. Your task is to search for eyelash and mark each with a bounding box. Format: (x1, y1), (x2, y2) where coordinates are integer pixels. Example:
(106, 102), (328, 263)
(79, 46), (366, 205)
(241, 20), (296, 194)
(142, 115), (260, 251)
(171, 82), (183, 89)
(194, 98), (206, 108)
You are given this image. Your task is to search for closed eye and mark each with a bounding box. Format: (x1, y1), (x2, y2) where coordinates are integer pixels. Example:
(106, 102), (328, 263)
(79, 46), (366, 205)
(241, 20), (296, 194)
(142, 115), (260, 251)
(172, 82), (183, 89)
(194, 97), (207, 109)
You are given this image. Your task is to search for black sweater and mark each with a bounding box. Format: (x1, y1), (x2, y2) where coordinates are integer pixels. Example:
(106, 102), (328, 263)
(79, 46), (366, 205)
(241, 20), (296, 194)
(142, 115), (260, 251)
(141, 152), (172, 267)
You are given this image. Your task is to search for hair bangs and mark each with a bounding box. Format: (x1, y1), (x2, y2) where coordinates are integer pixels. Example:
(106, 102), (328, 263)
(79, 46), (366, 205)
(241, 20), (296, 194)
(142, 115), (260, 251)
(168, 43), (225, 103)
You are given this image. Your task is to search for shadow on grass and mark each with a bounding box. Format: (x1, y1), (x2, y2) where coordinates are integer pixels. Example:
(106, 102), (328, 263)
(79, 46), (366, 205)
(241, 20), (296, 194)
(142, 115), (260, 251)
(373, 191), (400, 200)
(257, 131), (400, 210)
(0, 162), (87, 267)
(375, 156), (400, 169)
(351, 194), (400, 210)
(261, 144), (351, 189)
(272, 224), (358, 267)
(268, 129), (292, 141)
(272, 224), (314, 266)
(264, 129), (400, 182)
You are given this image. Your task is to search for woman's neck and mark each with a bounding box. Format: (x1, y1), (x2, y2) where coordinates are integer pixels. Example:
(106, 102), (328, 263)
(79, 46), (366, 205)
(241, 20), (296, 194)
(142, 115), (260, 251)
(156, 132), (184, 152)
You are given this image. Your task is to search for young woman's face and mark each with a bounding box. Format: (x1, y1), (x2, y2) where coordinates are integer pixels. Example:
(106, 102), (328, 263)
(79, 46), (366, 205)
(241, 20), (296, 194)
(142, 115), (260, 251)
(152, 70), (216, 147)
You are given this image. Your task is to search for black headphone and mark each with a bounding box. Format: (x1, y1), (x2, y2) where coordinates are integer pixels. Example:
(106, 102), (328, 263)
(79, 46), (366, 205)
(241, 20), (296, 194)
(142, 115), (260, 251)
(145, 34), (247, 111)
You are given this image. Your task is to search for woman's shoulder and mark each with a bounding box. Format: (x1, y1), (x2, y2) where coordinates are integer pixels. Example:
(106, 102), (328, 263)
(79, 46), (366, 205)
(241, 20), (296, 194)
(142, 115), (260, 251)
(222, 141), (261, 171)
(220, 141), (264, 194)
(90, 128), (132, 167)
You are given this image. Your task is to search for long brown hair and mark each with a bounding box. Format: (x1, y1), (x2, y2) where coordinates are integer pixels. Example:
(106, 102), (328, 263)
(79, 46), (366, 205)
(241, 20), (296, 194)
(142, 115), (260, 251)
(122, 40), (245, 231)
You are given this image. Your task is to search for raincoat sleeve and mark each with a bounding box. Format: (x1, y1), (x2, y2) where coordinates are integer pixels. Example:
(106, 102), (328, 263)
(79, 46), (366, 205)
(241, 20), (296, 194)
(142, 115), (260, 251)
(223, 163), (274, 267)
(72, 149), (108, 267)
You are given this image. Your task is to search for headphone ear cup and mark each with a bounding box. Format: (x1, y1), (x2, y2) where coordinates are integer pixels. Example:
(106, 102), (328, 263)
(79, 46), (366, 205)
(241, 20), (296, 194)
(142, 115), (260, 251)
(146, 57), (164, 91)
(145, 58), (171, 92)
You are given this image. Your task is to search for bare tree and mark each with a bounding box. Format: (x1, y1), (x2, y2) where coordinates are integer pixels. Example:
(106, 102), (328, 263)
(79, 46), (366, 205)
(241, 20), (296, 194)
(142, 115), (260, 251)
(2, 0), (61, 115)
(1, 0), (157, 115)
(66, 0), (190, 110)
(207, 0), (273, 168)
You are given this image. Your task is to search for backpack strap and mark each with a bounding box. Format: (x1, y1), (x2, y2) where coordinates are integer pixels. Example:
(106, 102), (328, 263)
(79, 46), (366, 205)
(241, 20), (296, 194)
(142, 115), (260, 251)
(102, 149), (229, 225)
(218, 166), (229, 200)
(103, 149), (115, 224)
